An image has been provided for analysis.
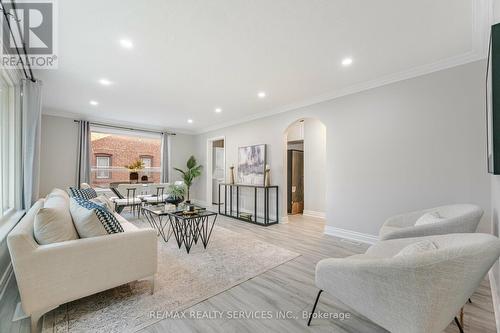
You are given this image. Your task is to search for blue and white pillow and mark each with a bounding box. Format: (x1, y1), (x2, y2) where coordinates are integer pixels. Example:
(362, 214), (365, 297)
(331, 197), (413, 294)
(68, 187), (98, 200)
(69, 197), (123, 237)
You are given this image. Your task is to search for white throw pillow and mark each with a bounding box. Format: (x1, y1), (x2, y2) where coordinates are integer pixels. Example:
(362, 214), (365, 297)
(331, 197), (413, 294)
(395, 240), (439, 257)
(80, 182), (91, 189)
(414, 212), (444, 226)
(34, 194), (79, 245)
(91, 195), (115, 212)
(47, 188), (70, 201)
(70, 198), (108, 238)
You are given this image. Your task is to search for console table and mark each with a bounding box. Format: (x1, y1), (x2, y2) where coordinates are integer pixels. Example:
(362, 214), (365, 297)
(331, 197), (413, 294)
(218, 183), (278, 226)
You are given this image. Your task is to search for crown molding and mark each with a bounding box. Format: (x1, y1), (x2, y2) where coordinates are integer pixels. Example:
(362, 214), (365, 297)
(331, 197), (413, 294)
(42, 108), (197, 135)
(196, 51), (484, 134)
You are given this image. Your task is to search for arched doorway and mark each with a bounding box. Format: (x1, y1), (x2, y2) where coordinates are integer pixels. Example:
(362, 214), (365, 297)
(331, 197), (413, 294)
(282, 118), (326, 221)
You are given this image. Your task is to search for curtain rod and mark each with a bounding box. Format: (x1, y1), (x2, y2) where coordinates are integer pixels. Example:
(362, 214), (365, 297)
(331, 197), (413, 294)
(73, 120), (176, 136)
(0, 0), (36, 82)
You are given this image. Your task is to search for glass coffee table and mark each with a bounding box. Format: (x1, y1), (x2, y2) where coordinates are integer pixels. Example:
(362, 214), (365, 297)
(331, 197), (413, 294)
(142, 203), (217, 253)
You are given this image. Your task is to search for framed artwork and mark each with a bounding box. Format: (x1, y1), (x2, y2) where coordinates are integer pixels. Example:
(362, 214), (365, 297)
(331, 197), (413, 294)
(238, 144), (266, 185)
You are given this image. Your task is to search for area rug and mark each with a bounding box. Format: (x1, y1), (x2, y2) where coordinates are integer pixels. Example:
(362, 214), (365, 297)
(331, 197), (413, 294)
(41, 219), (300, 332)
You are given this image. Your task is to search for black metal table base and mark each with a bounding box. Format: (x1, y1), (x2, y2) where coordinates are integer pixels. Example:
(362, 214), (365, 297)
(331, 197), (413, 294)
(168, 214), (217, 253)
(142, 207), (217, 253)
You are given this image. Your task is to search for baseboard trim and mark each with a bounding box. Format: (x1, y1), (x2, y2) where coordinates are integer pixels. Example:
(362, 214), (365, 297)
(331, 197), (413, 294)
(0, 262), (14, 303)
(302, 210), (325, 220)
(324, 225), (378, 245)
(279, 216), (288, 224)
(489, 268), (500, 333)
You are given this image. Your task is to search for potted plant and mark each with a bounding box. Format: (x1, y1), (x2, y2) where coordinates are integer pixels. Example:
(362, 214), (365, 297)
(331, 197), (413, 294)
(174, 155), (202, 203)
(166, 183), (186, 206)
(124, 159), (144, 182)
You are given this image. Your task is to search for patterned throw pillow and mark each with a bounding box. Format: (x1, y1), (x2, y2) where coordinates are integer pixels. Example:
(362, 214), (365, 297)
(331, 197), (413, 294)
(68, 187), (98, 200)
(71, 197), (123, 235)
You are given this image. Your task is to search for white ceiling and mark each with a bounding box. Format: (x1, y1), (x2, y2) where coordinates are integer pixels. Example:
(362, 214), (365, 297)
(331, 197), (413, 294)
(38, 0), (490, 133)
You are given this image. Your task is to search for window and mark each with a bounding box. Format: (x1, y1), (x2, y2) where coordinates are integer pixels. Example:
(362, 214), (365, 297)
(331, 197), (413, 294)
(0, 70), (20, 218)
(90, 128), (161, 188)
(140, 155), (152, 168)
(96, 155), (111, 179)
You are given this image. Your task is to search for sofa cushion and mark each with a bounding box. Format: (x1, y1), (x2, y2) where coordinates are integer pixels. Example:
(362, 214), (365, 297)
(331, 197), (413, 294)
(68, 187), (98, 200)
(90, 195), (115, 212)
(70, 198), (123, 238)
(414, 212), (444, 226)
(395, 240), (438, 257)
(47, 188), (70, 201)
(34, 193), (79, 245)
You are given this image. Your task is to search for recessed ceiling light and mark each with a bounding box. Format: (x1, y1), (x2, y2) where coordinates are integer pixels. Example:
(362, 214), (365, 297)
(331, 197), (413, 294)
(98, 78), (113, 86)
(215, 108), (222, 113)
(257, 91), (266, 98)
(187, 119), (193, 124)
(89, 100), (99, 106)
(119, 38), (134, 49)
(341, 57), (353, 66)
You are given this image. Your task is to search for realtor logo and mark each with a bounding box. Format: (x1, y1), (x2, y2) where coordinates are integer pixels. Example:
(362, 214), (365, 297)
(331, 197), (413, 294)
(0, 0), (57, 68)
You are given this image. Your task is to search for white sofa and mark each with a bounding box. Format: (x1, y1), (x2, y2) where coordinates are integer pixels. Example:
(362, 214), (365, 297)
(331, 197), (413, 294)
(7, 195), (158, 332)
(379, 204), (483, 241)
(311, 233), (500, 333)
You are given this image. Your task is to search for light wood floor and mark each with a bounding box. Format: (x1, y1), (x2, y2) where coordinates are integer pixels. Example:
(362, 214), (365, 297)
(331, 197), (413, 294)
(1, 214), (497, 332)
(141, 214), (497, 333)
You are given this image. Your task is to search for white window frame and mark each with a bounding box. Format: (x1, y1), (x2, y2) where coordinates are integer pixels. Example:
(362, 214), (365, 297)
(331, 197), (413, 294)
(0, 67), (21, 222)
(96, 156), (111, 179)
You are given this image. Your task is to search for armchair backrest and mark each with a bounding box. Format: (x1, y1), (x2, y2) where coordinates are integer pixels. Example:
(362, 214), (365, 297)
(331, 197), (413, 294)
(380, 204), (483, 240)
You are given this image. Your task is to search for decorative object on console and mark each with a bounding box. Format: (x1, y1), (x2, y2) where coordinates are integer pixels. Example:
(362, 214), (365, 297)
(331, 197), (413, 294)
(238, 144), (266, 185)
(124, 159), (145, 182)
(174, 155), (203, 203)
(229, 165), (235, 184)
(264, 164), (271, 187)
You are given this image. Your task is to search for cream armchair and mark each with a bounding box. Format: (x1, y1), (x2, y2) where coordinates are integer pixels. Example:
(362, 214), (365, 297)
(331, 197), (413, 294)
(309, 233), (500, 333)
(379, 204), (483, 241)
(7, 199), (157, 332)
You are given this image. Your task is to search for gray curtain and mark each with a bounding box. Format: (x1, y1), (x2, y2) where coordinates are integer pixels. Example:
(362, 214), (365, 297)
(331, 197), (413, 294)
(76, 121), (91, 186)
(21, 79), (43, 209)
(160, 132), (170, 183)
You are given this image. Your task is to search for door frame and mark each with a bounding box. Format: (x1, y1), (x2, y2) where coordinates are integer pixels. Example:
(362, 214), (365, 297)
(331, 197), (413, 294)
(206, 136), (226, 205)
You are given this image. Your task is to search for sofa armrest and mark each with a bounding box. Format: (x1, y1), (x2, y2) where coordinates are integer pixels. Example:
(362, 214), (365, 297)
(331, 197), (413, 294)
(13, 227), (157, 315)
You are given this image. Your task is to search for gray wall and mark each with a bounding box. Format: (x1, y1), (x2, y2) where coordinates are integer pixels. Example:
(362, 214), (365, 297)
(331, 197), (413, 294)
(40, 115), (78, 197)
(169, 133), (196, 182)
(192, 60), (490, 236)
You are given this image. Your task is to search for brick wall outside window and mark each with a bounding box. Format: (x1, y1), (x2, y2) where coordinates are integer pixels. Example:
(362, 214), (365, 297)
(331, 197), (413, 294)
(90, 133), (161, 188)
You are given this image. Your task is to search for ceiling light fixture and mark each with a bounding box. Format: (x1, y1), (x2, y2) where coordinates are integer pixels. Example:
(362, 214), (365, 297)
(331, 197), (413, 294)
(341, 57), (353, 66)
(257, 91), (266, 98)
(119, 38), (134, 49)
(98, 78), (113, 86)
(89, 100), (99, 106)
(215, 108), (222, 113)
(187, 119), (193, 124)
